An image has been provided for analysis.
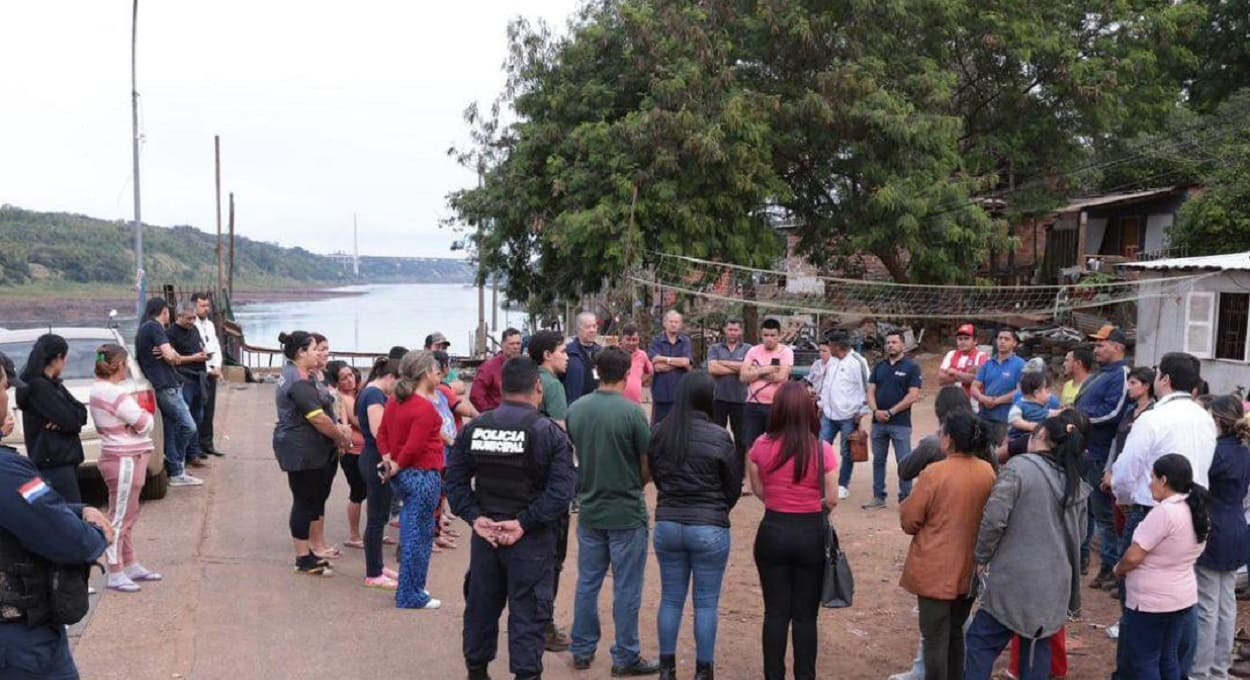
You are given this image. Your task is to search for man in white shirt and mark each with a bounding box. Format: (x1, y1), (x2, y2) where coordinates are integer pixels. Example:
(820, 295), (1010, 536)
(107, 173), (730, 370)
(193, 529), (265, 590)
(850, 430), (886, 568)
(1109, 351), (1213, 675)
(192, 293), (226, 457)
(937, 323), (988, 411)
(817, 331), (870, 500)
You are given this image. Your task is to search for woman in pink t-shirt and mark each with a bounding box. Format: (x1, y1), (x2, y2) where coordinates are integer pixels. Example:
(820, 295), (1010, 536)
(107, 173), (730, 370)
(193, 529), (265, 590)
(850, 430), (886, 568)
(1113, 453), (1210, 679)
(747, 382), (838, 680)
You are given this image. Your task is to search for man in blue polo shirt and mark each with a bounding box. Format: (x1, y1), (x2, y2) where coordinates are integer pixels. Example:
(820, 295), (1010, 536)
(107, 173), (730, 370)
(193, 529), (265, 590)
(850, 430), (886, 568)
(972, 328), (1026, 441)
(863, 330), (922, 509)
(648, 310), (693, 424)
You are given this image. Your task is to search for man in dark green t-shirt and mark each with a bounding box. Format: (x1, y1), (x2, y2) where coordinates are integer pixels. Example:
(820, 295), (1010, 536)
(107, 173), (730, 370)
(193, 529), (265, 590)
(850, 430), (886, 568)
(565, 347), (659, 676)
(526, 329), (575, 652)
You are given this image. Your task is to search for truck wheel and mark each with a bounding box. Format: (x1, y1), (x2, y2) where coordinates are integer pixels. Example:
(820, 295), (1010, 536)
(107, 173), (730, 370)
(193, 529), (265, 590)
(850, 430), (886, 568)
(141, 468), (169, 500)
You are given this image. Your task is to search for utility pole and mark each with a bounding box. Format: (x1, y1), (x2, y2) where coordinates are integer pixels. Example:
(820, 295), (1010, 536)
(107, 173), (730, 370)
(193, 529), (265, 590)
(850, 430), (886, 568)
(352, 213), (360, 277)
(227, 192), (236, 299)
(475, 165), (488, 356)
(131, 0), (144, 319)
(491, 277), (498, 332)
(214, 135), (223, 299)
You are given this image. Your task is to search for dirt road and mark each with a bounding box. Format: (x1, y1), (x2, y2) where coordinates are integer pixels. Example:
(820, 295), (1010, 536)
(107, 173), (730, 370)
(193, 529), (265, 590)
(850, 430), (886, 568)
(72, 364), (1144, 679)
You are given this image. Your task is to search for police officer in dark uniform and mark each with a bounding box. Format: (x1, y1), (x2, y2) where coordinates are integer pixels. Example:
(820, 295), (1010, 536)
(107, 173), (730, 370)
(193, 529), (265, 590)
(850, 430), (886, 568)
(0, 353), (113, 680)
(446, 356), (576, 680)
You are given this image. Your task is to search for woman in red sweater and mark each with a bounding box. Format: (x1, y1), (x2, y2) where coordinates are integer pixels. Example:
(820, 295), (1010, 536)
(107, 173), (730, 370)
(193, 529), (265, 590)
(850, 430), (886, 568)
(377, 350), (446, 610)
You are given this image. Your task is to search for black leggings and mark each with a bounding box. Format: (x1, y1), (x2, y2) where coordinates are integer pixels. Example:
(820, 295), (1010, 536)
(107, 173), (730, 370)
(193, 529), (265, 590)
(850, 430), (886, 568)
(359, 445), (393, 578)
(287, 459), (337, 541)
(754, 510), (826, 680)
(340, 453), (367, 503)
(40, 464), (82, 504)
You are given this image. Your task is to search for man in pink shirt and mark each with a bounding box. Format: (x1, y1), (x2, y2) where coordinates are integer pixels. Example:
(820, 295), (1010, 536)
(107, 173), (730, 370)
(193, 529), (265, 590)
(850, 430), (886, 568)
(738, 318), (794, 451)
(619, 324), (652, 404)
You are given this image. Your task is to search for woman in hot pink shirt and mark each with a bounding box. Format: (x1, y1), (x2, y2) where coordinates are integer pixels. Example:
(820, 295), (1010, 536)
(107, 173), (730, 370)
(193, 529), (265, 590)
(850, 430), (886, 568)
(747, 382), (838, 680)
(1113, 453), (1209, 679)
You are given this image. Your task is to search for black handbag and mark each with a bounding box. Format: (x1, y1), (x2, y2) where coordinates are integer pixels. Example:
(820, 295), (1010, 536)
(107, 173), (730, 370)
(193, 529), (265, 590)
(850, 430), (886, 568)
(816, 442), (854, 608)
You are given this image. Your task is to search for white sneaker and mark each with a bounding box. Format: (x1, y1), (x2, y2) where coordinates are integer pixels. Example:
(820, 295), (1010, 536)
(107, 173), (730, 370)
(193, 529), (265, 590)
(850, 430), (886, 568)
(420, 598), (442, 610)
(1106, 623), (1119, 639)
(169, 474), (204, 487)
(838, 486), (850, 500)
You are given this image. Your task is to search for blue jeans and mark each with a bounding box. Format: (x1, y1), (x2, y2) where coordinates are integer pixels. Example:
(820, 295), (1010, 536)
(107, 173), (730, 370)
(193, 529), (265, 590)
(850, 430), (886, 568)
(1117, 607), (1193, 680)
(653, 521), (731, 664)
(155, 386), (196, 478)
(964, 609), (1051, 680)
(571, 524), (649, 667)
(821, 416), (857, 488)
(181, 378), (205, 461)
(1081, 457), (1118, 570)
(870, 423), (912, 502)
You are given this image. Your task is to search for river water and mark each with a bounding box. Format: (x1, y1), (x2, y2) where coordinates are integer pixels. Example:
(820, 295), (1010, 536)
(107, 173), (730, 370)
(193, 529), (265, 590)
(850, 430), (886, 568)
(233, 283), (517, 354)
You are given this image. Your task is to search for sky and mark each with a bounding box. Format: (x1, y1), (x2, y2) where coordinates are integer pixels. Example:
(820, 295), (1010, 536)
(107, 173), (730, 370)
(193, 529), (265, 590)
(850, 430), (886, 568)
(0, 1), (580, 258)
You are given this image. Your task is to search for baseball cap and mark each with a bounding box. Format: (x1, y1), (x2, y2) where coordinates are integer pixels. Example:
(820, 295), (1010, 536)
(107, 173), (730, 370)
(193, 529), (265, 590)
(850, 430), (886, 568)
(424, 332), (450, 349)
(955, 324), (975, 337)
(1024, 356), (1047, 374)
(0, 351), (23, 389)
(1089, 325), (1128, 345)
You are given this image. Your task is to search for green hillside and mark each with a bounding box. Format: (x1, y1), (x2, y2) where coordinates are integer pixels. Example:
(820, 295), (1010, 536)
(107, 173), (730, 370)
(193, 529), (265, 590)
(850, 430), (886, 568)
(0, 205), (473, 287)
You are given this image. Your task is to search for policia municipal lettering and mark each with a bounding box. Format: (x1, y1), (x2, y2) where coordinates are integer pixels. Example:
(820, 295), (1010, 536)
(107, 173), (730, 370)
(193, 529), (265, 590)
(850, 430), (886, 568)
(0, 353), (113, 680)
(446, 357), (576, 680)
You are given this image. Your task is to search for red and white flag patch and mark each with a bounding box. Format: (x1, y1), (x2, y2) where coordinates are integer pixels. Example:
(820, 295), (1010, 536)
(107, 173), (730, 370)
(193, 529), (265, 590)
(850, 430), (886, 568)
(18, 478), (50, 504)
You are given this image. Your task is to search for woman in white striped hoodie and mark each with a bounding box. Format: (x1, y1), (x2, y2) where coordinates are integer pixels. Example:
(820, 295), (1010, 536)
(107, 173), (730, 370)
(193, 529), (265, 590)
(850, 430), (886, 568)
(89, 344), (162, 593)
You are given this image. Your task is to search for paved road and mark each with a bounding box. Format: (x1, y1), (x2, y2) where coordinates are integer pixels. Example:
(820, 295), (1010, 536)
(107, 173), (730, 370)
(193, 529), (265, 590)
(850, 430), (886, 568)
(70, 376), (1130, 679)
(72, 382), (666, 680)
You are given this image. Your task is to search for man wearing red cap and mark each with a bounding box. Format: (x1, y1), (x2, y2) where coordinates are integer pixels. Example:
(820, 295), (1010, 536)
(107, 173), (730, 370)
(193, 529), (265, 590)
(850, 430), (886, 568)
(938, 324), (988, 410)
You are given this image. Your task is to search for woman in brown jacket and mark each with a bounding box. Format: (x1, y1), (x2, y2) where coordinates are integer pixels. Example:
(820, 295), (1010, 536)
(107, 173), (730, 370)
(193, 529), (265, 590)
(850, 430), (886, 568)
(899, 410), (997, 680)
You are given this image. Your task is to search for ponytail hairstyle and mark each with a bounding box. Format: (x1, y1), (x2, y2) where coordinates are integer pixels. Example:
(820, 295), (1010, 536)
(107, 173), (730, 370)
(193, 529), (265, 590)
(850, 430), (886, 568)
(20, 333), (69, 384)
(1153, 453), (1211, 542)
(365, 356), (400, 384)
(1208, 394), (1250, 443)
(93, 343), (128, 379)
(941, 410), (993, 466)
(1035, 409), (1088, 508)
(394, 350), (439, 403)
(277, 331), (315, 361)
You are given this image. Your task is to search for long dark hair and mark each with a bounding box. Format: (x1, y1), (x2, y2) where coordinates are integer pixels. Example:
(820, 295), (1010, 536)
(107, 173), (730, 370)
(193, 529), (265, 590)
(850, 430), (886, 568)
(934, 385), (973, 424)
(653, 371), (715, 465)
(765, 381), (822, 483)
(278, 331), (315, 361)
(324, 360), (349, 388)
(20, 333), (69, 384)
(1153, 453), (1211, 542)
(1034, 409), (1088, 508)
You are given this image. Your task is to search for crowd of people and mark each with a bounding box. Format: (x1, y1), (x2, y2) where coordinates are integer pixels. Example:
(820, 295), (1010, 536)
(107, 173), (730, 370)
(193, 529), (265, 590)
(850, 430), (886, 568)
(8, 297), (1250, 680)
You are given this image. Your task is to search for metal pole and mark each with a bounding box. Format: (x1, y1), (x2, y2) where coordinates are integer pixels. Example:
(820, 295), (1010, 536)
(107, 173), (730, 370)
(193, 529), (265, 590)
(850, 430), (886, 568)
(227, 192), (235, 298)
(475, 166), (487, 356)
(131, 0), (144, 319)
(491, 277), (498, 332)
(215, 135), (223, 298)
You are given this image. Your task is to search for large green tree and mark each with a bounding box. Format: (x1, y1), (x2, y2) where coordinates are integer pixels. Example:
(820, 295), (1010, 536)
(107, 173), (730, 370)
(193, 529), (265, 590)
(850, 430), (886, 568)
(449, 0), (1205, 292)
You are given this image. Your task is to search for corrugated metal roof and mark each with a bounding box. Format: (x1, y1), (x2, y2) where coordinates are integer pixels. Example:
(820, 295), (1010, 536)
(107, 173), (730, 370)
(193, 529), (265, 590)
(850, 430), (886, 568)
(1056, 187), (1184, 213)
(1120, 252), (1250, 272)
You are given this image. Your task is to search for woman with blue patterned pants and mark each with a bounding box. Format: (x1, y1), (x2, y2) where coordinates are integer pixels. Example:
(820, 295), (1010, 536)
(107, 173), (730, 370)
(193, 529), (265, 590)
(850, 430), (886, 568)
(377, 350), (448, 610)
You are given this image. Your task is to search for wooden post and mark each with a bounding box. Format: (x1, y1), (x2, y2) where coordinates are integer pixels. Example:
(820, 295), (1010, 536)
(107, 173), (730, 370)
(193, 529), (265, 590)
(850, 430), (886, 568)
(214, 135), (223, 299)
(227, 192), (235, 298)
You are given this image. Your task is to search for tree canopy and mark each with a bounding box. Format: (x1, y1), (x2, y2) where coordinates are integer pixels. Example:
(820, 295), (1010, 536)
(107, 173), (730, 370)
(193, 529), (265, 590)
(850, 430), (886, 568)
(448, 0), (1246, 297)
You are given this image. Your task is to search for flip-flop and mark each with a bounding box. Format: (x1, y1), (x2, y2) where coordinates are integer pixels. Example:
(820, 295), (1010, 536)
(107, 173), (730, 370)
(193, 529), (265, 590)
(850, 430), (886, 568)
(344, 539), (365, 549)
(313, 546), (341, 559)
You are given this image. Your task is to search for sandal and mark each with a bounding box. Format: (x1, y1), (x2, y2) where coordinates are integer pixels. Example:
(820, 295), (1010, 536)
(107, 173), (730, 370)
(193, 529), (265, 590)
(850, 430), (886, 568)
(313, 546), (341, 559)
(344, 539), (365, 549)
(436, 536), (457, 550)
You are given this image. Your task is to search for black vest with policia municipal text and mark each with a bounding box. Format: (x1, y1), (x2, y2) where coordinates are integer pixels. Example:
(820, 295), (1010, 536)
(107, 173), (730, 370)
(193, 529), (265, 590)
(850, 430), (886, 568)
(466, 409), (545, 518)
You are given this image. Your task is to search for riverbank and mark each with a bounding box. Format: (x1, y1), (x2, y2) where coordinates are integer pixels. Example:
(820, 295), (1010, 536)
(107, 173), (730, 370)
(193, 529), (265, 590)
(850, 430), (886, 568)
(0, 281), (364, 327)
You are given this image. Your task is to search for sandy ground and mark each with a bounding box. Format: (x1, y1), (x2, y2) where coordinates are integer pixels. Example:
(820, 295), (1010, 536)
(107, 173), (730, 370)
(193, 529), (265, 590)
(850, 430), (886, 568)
(68, 357), (1241, 679)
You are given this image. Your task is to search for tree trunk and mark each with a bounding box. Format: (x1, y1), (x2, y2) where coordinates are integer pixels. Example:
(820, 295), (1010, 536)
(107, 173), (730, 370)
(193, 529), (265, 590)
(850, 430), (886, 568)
(875, 248), (912, 284)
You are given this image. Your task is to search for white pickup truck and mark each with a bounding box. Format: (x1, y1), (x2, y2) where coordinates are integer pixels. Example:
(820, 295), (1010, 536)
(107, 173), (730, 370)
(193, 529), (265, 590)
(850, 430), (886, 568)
(1, 326), (168, 500)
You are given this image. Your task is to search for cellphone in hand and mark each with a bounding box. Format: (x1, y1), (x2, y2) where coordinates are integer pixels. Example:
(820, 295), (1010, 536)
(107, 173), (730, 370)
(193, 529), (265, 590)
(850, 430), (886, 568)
(770, 358), (781, 367)
(377, 461), (389, 482)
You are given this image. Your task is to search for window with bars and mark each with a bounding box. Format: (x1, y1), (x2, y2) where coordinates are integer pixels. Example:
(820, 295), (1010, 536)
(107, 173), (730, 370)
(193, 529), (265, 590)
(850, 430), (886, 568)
(1215, 292), (1250, 361)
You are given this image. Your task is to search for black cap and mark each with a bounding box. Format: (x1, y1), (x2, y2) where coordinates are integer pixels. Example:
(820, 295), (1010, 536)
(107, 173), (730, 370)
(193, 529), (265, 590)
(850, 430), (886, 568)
(0, 351), (23, 389)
